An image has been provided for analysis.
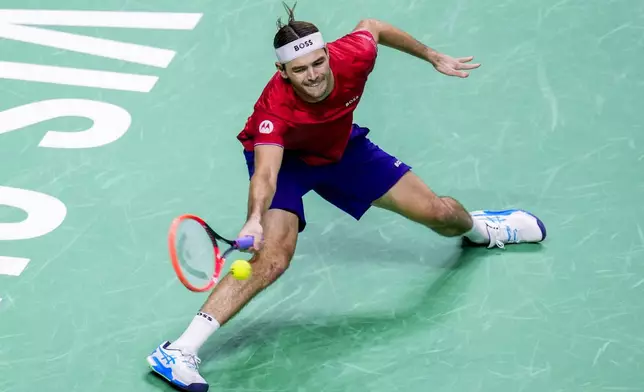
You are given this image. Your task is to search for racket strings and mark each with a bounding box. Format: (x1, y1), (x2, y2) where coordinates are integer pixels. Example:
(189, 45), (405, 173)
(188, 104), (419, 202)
(173, 219), (216, 289)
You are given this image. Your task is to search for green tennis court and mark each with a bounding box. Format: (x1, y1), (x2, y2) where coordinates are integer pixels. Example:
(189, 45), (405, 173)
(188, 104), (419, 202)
(1, 1), (643, 391)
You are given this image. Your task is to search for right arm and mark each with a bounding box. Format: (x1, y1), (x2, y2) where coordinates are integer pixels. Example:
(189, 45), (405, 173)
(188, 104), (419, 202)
(238, 144), (284, 251)
(246, 144), (283, 223)
(237, 108), (287, 250)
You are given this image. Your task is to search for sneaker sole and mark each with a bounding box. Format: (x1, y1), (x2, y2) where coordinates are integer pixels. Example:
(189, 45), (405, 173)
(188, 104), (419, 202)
(147, 355), (208, 392)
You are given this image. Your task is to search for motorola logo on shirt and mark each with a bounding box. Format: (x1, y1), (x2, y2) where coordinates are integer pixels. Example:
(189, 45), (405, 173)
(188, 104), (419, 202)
(259, 120), (274, 134)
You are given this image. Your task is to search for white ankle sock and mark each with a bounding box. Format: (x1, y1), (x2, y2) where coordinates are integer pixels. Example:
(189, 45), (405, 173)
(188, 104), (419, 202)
(464, 216), (489, 243)
(170, 311), (220, 355)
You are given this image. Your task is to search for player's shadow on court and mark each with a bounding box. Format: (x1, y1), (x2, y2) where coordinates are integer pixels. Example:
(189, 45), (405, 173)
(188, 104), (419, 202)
(302, 223), (544, 271)
(145, 222), (544, 390)
(196, 243), (489, 389)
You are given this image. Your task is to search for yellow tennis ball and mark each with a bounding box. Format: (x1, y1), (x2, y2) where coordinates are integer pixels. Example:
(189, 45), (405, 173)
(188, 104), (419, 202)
(231, 259), (252, 280)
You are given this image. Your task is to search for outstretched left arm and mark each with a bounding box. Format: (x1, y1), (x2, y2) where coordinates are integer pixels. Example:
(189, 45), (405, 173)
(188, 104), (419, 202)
(353, 19), (480, 78)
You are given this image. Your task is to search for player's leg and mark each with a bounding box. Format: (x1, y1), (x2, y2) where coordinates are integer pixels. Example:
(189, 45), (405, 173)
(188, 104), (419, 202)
(147, 209), (299, 392)
(371, 170), (475, 237)
(199, 208), (299, 324)
(316, 144), (481, 240)
(147, 151), (313, 392)
(315, 124), (546, 248)
(371, 170), (546, 247)
(177, 208), (299, 345)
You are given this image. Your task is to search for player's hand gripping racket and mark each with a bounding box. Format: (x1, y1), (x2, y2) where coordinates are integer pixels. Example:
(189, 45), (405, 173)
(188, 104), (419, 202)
(168, 214), (254, 292)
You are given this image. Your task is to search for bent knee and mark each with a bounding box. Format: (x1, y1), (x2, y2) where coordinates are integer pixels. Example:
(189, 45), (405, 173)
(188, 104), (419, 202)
(253, 242), (295, 283)
(265, 244), (293, 277)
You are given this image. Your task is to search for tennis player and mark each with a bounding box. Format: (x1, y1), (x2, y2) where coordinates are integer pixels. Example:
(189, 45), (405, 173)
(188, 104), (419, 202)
(147, 3), (547, 390)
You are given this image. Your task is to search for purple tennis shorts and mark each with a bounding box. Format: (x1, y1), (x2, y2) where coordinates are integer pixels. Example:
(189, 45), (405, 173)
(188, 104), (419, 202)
(243, 124), (412, 232)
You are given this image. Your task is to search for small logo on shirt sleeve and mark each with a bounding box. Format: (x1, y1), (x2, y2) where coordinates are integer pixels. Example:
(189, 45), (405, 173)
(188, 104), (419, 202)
(258, 120), (274, 134)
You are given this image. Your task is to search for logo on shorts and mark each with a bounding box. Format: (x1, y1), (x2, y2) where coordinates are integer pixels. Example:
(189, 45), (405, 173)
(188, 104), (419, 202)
(258, 120), (274, 134)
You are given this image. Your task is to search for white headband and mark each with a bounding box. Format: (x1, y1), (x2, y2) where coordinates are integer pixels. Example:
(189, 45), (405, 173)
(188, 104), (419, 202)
(275, 32), (325, 63)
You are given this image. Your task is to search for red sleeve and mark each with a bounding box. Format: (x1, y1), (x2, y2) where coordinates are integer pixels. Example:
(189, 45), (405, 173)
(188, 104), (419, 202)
(242, 108), (288, 148)
(333, 29), (378, 77)
(350, 29), (379, 56)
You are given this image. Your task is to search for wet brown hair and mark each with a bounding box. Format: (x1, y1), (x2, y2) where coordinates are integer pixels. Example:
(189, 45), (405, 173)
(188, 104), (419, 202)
(273, 1), (320, 49)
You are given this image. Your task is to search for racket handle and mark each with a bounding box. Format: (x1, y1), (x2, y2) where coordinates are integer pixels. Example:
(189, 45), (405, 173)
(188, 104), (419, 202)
(235, 236), (254, 249)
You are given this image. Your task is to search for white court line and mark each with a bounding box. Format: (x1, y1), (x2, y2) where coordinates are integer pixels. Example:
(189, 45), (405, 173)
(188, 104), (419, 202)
(0, 256), (30, 276)
(0, 10), (203, 29)
(0, 61), (158, 92)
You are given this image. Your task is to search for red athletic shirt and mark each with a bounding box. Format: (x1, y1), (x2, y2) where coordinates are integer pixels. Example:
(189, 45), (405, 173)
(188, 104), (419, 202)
(236, 29), (378, 166)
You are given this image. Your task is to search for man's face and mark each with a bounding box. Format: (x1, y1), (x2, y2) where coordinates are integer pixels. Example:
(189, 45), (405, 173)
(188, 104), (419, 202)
(277, 48), (332, 102)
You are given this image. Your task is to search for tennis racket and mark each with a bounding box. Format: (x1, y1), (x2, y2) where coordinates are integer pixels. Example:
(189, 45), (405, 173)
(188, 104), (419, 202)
(168, 214), (254, 292)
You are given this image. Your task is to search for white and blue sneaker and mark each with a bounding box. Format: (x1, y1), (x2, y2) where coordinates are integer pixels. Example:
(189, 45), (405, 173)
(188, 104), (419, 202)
(466, 209), (547, 248)
(147, 341), (209, 392)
